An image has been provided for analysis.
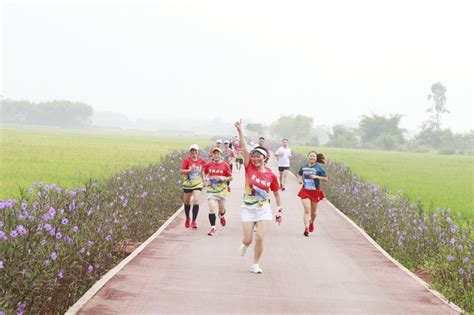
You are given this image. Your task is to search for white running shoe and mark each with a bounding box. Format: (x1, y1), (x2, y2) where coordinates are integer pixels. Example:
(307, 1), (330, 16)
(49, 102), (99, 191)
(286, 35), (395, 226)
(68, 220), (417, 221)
(250, 264), (263, 274)
(239, 244), (248, 257)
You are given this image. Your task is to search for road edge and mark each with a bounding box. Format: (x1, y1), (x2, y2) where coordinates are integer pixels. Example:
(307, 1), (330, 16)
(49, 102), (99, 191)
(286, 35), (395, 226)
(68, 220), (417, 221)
(324, 199), (464, 314)
(65, 206), (184, 315)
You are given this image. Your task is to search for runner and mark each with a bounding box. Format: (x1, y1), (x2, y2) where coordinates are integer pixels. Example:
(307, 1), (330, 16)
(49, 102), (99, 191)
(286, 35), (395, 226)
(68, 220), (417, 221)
(257, 136), (270, 158)
(234, 139), (244, 171)
(223, 140), (235, 191)
(180, 144), (207, 229)
(296, 151), (328, 236)
(204, 147), (232, 236)
(209, 139), (223, 158)
(234, 119), (283, 274)
(274, 139), (292, 191)
(222, 140), (235, 172)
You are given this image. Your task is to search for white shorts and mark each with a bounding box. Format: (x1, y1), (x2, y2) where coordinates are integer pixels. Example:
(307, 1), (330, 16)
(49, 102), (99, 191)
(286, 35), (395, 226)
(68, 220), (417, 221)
(241, 203), (272, 222)
(207, 193), (226, 202)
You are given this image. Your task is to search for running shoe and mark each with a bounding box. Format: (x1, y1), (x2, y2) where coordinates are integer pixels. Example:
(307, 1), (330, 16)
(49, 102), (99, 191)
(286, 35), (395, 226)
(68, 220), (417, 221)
(303, 228), (309, 237)
(308, 222), (314, 233)
(184, 218), (190, 228)
(250, 264), (263, 274)
(207, 227), (217, 236)
(219, 214), (226, 226)
(281, 186), (286, 191)
(239, 243), (248, 257)
(191, 221), (198, 229)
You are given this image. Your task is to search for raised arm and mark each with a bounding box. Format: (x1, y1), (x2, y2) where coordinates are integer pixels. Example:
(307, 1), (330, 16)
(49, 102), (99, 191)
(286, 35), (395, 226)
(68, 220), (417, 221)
(234, 119), (250, 167)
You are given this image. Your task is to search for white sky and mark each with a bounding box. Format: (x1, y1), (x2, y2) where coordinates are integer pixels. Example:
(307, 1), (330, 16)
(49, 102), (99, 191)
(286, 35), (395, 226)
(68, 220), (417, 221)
(2, 0), (473, 132)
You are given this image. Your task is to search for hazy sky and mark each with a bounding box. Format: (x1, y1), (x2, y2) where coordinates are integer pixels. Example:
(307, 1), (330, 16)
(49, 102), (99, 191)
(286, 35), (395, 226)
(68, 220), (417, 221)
(2, 0), (473, 132)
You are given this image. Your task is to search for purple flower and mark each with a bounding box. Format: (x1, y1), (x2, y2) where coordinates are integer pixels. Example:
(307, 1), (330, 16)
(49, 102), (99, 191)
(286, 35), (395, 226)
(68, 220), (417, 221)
(463, 257), (469, 264)
(87, 265), (93, 273)
(43, 259), (50, 266)
(58, 269), (64, 279)
(0, 260), (4, 269)
(105, 235), (112, 241)
(40, 239), (46, 246)
(73, 226), (79, 232)
(0, 221), (3, 228)
(10, 230), (18, 238)
(16, 225), (27, 235)
(55, 232), (63, 240)
(51, 252), (58, 260)
(44, 224), (52, 231)
(28, 188), (33, 193)
(447, 255), (455, 262)
(0, 201), (4, 209)
(87, 209), (93, 216)
(141, 191), (148, 198)
(458, 268), (464, 275)
(21, 202), (27, 210)
(450, 225), (457, 233)
(0, 231), (5, 239)
(61, 218), (69, 225)
(59, 208), (64, 215)
(79, 247), (85, 253)
(17, 302), (26, 314)
(450, 237), (456, 245)
(49, 207), (56, 218)
(50, 229), (56, 236)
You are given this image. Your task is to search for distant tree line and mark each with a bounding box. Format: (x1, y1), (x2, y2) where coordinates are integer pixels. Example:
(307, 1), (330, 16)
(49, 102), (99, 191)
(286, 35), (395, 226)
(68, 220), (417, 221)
(246, 82), (473, 155)
(0, 99), (93, 128)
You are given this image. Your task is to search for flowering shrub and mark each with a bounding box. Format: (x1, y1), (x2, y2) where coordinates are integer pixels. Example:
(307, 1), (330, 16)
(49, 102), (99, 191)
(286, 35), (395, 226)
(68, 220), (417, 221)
(0, 150), (187, 314)
(291, 152), (473, 311)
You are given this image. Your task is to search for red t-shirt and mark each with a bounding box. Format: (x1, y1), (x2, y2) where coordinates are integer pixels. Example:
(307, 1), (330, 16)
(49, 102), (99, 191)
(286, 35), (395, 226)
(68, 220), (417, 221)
(180, 156), (207, 189)
(245, 162), (279, 193)
(181, 156), (207, 170)
(204, 161), (232, 194)
(204, 161), (232, 177)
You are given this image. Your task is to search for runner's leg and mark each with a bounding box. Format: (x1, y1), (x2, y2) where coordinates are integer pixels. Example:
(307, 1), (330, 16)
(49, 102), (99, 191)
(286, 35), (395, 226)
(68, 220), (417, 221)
(253, 220), (267, 264)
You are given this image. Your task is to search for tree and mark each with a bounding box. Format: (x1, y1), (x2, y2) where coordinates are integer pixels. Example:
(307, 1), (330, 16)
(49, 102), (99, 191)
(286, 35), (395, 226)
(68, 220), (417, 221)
(358, 114), (406, 149)
(269, 115), (314, 143)
(0, 99), (93, 128)
(245, 123), (265, 137)
(427, 82), (449, 131)
(327, 125), (359, 148)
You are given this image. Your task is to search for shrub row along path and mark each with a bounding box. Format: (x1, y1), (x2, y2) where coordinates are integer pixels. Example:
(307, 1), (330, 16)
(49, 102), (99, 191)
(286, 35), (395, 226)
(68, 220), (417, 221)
(75, 159), (458, 314)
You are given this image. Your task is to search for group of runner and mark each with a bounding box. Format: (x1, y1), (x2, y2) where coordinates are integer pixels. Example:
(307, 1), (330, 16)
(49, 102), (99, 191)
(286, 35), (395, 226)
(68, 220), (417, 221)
(179, 119), (328, 274)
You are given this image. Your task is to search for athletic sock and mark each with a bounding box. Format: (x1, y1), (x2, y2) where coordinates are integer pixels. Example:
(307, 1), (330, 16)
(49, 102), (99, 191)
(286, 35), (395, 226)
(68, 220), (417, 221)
(209, 213), (216, 226)
(184, 204), (191, 219)
(192, 205), (199, 221)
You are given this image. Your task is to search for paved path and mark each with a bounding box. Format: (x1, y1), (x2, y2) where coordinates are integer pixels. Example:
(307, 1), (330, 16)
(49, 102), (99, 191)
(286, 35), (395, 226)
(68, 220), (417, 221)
(76, 161), (459, 314)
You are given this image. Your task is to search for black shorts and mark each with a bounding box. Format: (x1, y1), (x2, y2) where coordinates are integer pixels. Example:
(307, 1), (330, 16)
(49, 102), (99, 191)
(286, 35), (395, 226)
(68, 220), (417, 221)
(278, 166), (290, 172)
(230, 163), (233, 171)
(183, 188), (202, 193)
(235, 158), (243, 165)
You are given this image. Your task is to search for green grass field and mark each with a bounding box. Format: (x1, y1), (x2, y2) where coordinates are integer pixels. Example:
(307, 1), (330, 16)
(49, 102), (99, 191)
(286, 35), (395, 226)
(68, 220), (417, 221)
(295, 146), (474, 220)
(0, 127), (210, 198)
